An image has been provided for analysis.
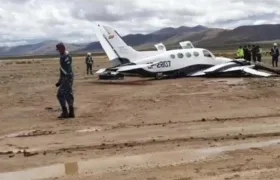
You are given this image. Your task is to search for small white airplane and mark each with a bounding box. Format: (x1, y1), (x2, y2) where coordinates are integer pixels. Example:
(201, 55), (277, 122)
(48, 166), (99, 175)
(94, 23), (279, 80)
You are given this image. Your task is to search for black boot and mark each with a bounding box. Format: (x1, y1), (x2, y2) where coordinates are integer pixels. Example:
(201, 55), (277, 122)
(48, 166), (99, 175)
(68, 106), (75, 118)
(58, 107), (68, 119)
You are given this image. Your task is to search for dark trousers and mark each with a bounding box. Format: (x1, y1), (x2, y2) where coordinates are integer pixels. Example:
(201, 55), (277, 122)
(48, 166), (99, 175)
(244, 54), (248, 61)
(57, 77), (74, 110)
(86, 63), (93, 75)
(257, 54), (261, 62)
(248, 55), (252, 61)
(272, 57), (278, 67)
(252, 55), (256, 62)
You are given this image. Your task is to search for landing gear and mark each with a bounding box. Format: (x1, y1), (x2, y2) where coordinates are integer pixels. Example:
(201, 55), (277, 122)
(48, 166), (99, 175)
(155, 73), (164, 80)
(173, 71), (185, 78)
(98, 71), (124, 80)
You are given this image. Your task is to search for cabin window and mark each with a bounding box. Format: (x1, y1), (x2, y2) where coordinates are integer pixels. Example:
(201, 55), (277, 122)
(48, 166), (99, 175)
(203, 50), (212, 58)
(193, 51), (199, 57)
(186, 52), (191, 58)
(177, 53), (184, 58)
(170, 54), (175, 59)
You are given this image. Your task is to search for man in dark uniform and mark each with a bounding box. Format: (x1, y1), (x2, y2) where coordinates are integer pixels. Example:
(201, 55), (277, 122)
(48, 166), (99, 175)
(247, 44), (252, 62)
(85, 52), (93, 75)
(55, 43), (75, 119)
(243, 45), (248, 61)
(270, 43), (279, 67)
(252, 45), (257, 63)
(256, 45), (262, 63)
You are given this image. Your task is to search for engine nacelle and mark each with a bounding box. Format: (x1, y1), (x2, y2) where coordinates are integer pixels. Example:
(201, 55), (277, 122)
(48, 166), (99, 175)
(154, 43), (166, 52)
(179, 41), (194, 49)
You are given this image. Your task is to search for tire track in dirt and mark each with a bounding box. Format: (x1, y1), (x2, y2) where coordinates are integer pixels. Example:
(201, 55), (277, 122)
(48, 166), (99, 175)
(13, 131), (280, 156)
(2, 113), (280, 141)
(110, 113), (280, 130)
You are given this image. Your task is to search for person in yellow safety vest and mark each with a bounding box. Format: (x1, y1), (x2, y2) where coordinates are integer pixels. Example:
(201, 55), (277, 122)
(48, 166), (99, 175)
(236, 46), (244, 59)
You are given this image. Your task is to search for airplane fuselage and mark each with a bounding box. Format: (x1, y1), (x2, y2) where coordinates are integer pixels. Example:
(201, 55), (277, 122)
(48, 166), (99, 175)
(128, 48), (232, 76)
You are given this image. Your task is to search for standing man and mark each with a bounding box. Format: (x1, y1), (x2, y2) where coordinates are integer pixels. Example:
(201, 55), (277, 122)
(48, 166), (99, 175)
(85, 52), (93, 75)
(252, 45), (257, 63)
(256, 45), (262, 64)
(247, 44), (252, 62)
(270, 43), (279, 67)
(55, 43), (75, 119)
(243, 45), (248, 61)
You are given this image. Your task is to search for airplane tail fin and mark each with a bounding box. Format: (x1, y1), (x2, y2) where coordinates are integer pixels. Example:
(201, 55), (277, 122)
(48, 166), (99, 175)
(94, 23), (139, 66)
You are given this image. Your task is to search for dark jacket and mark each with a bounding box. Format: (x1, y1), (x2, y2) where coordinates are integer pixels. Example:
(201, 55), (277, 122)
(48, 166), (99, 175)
(243, 47), (248, 58)
(85, 56), (93, 64)
(252, 46), (257, 56)
(58, 54), (73, 83)
(271, 47), (279, 59)
(247, 47), (252, 56)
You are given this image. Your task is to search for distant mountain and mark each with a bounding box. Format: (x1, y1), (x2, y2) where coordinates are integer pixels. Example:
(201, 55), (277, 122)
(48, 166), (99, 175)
(151, 25), (208, 35)
(155, 28), (225, 49)
(81, 25), (209, 52)
(138, 24), (280, 49)
(1, 24), (280, 57)
(201, 24), (280, 45)
(0, 40), (86, 56)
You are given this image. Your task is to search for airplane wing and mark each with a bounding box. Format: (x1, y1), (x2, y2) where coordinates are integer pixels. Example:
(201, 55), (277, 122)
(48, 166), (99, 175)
(242, 67), (272, 77)
(189, 62), (276, 77)
(96, 61), (160, 74)
(117, 63), (156, 72)
(220, 66), (272, 77)
(96, 68), (107, 74)
(96, 67), (118, 74)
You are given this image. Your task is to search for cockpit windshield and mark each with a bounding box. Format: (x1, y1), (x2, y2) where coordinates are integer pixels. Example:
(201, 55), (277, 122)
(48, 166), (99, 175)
(203, 50), (213, 58)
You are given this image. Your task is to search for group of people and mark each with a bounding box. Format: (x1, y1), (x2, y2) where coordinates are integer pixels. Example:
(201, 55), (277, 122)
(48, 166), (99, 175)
(236, 43), (280, 67)
(55, 42), (94, 120)
(236, 44), (262, 63)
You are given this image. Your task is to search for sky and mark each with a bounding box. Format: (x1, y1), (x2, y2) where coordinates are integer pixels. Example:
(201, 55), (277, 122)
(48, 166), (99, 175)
(0, 0), (280, 46)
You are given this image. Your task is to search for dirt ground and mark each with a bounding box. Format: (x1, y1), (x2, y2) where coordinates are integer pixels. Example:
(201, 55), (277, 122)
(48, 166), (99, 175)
(1, 56), (280, 180)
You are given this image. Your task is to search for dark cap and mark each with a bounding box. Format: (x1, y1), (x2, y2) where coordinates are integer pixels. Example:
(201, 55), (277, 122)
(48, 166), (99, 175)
(56, 42), (65, 51)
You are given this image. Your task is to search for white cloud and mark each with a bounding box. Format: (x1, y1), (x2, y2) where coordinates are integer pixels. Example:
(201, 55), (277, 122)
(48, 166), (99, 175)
(0, 0), (280, 46)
